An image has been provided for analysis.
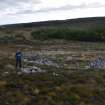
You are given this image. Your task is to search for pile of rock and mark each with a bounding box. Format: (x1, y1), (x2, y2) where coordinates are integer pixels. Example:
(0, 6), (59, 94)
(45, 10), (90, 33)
(21, 66), (46, 74)
(89, 57), (105, 69)
(23, 54), (59, 68)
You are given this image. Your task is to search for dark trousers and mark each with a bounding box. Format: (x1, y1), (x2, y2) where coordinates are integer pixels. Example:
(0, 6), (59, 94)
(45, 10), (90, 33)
(16, 59), (22, 68)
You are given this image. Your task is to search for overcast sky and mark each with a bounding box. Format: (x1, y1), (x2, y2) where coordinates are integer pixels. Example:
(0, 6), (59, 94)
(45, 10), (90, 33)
(0, 0), (105, 25)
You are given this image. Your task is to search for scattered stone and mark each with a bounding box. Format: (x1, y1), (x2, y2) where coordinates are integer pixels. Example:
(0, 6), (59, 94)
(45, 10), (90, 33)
(17, 71), (22, 75)
(53, 72), (59, 76)
(5, 64), (15, 70)
(4, 72), (9, 74)
(85, 66), (90, 69)
(2, 72), (9, 76)
(33, 88), (40, 94)
(21, 66), (45, 74)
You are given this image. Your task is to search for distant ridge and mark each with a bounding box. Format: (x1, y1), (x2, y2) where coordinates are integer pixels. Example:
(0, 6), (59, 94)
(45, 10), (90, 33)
(0, 17), (105, 29)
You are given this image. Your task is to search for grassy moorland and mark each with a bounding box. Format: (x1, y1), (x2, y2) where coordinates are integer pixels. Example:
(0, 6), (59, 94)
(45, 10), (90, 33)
(0, 41), (105, 105)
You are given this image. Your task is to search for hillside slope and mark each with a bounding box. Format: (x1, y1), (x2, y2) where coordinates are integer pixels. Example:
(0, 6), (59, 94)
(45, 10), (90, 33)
(0, 17), (105, 42)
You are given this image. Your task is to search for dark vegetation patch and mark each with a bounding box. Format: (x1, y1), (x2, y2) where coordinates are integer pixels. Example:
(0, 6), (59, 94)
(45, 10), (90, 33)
(31, 28), (105, 42)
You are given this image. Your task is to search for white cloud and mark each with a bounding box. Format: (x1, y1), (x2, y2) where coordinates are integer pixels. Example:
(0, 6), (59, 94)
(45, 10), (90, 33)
(0, 0), (105, 25)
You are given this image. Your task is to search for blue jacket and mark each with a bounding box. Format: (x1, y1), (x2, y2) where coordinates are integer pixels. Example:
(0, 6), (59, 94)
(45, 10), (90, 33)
(15, 52), (22, 60)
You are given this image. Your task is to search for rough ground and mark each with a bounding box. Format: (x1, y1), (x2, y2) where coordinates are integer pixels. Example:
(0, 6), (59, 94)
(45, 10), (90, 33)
(0, 40), (105, 105)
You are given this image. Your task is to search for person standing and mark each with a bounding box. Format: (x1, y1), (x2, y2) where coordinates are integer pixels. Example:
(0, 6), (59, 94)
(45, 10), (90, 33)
(15, 50), (22, 69)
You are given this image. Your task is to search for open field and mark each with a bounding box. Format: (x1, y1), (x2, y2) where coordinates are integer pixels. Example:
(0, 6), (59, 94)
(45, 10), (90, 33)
(0, 40), (105, 105)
